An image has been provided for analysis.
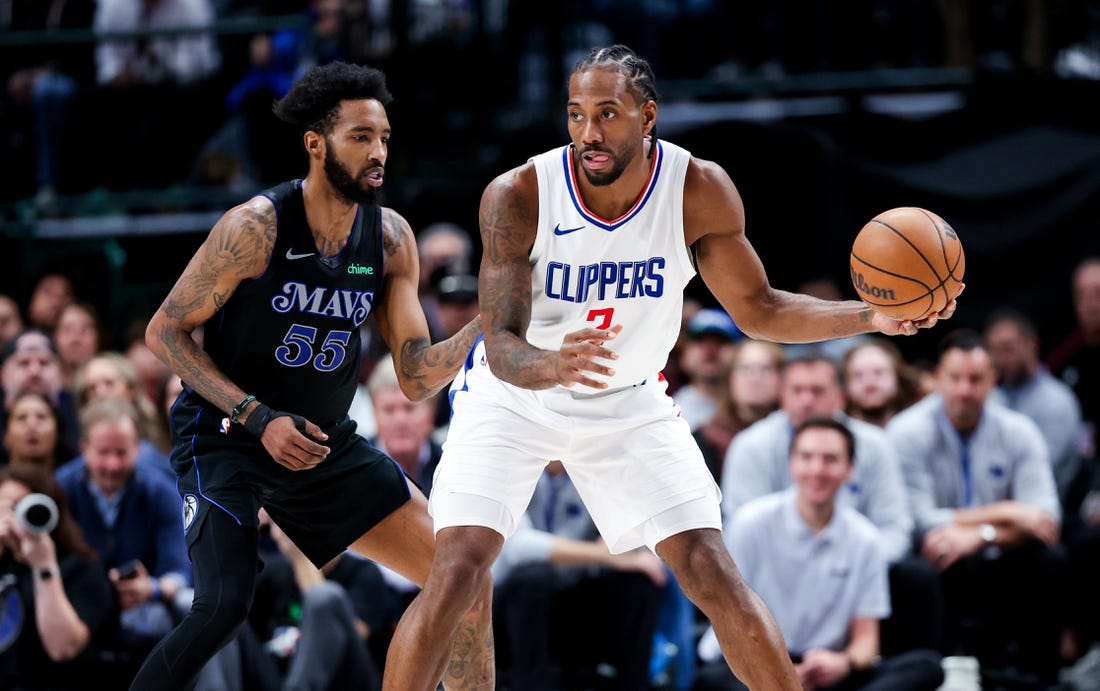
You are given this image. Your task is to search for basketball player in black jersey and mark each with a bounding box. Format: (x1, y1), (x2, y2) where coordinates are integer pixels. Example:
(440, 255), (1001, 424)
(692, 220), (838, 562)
(129, 62), (493, 691)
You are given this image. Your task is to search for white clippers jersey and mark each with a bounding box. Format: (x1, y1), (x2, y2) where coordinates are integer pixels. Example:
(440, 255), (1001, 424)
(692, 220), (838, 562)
(528, 139), (696, 392)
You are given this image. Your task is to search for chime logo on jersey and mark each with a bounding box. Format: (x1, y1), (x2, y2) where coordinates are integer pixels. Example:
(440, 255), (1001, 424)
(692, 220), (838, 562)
(271, 281), (374, 327)
(545, 257), (666, 303)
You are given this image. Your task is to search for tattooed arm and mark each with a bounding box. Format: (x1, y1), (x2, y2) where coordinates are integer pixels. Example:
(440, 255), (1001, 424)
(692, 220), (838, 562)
(147, 196), (330, 470)
(145, 196), (275, 415)
(372, 207), (482, 401)
(478, 164), (619, 391)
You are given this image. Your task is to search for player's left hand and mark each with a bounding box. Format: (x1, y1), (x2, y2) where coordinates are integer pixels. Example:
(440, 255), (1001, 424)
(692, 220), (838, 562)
(261, 415), (330, 471)
(873, 285), (963, 336)
(555, 324), (622, 389)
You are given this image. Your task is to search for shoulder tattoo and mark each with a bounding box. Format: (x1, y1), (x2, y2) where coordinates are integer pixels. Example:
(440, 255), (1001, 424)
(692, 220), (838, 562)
(162, 203), (275, 319)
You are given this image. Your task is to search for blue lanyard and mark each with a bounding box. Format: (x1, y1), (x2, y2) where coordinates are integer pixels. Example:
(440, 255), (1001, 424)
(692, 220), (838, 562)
(954, 430), (974, 507)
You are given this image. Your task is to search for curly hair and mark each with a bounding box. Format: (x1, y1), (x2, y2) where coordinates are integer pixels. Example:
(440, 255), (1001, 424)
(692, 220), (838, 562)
(571, 44), (660, 157)
(272, 61), (393, 136)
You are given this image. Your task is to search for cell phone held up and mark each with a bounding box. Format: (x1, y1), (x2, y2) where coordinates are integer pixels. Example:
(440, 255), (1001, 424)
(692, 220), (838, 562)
(116, 559), (140, 580)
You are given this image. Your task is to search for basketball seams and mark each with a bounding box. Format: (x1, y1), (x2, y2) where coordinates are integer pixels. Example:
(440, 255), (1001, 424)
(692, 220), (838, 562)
(870, 218), (944, 283)
(850, 206), (964, 321)
(850, 254), (936, 315)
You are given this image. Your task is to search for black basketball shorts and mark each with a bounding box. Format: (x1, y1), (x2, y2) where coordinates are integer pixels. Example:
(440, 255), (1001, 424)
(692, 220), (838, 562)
(169, 390), (411, 567)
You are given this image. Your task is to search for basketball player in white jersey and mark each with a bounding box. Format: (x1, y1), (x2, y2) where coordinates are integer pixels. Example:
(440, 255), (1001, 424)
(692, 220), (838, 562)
(382, 45), (958, 691)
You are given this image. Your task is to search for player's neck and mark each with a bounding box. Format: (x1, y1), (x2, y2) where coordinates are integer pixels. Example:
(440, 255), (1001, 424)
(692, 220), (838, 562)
(302, 176), (358, 243)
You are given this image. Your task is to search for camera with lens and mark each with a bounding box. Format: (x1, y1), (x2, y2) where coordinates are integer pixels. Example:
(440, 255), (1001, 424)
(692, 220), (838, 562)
(14, 493), (59, 535)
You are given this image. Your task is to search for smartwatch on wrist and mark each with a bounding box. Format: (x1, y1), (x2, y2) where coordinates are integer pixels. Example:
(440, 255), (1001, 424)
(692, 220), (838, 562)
(35, 564), (60, 582)
(978, 523), (996, 545)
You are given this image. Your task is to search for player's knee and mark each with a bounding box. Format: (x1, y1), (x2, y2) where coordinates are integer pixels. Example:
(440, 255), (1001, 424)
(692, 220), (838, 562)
(190, 592), (252, 642)
(435, 526), (502, 573)
(664, 531), (738, 603)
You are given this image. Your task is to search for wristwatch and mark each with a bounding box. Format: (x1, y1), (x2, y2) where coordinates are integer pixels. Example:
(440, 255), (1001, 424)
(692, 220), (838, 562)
(978, 523), (996, 545)
(34, 565), (60, 582)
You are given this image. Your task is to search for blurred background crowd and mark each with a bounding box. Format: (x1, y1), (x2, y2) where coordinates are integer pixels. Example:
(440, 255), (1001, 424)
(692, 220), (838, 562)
(1, 1), (1100, 690)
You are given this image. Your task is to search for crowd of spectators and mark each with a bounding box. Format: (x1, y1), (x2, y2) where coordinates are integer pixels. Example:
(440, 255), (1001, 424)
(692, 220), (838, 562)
(1, 2), (1099, 690)
(2, 211), (1099, 690)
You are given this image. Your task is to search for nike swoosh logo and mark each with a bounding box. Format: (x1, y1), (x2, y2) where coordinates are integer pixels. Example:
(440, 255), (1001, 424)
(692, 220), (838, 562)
(553, 224), (586, 236)
(286, 249), (315, 260)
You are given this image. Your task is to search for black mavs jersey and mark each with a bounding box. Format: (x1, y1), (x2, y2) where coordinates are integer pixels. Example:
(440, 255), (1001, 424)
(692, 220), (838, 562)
(202, 180), (384, 426)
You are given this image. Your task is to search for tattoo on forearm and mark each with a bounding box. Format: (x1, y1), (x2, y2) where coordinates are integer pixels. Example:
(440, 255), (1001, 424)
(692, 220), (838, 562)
(399, 316), (484, 398)
(157, 323), (238, 413)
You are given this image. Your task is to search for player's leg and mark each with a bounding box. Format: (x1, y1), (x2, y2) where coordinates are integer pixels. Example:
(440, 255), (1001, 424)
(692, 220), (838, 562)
(129, 507), (261, 690)
(349, 479), (496, 691)
(656, 526), (799, 691)
(562, 392), (800, 691)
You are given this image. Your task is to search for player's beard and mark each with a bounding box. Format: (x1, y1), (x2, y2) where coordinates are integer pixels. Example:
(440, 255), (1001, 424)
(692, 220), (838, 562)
(579, 136), (646, 187)
(324, 146), (377, 205)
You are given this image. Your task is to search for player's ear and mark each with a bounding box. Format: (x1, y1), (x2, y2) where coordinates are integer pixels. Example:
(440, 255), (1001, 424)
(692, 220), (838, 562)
(303, 130), (324, 160)
(641, 101), (657, 135)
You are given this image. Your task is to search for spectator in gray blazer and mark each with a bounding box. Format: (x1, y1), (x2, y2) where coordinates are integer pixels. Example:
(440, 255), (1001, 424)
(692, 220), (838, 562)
(887, 329), (1067, 684)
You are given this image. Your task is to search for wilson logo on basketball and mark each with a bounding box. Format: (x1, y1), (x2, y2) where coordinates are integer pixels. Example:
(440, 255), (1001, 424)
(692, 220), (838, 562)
(850, 269), (897, 300)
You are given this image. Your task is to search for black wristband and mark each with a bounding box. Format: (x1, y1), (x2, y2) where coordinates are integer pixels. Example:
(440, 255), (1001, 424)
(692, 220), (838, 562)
(241, 404), (308, 439)
(242, 403), (278, 438)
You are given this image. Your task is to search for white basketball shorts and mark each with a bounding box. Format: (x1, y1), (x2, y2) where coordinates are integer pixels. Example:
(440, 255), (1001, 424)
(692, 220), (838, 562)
(429, 339), (722, 553)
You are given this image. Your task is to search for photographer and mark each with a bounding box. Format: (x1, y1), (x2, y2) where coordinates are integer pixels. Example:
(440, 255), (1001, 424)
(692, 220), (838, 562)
(0, 463), (114, 688)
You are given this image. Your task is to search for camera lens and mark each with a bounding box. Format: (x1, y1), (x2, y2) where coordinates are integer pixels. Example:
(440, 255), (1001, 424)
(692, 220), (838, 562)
(14, 493), (59, 535)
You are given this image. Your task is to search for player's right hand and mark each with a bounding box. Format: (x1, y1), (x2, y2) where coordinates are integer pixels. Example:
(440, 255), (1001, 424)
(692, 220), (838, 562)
(555, 325), (622, 389)
(261, 416), (330, 471)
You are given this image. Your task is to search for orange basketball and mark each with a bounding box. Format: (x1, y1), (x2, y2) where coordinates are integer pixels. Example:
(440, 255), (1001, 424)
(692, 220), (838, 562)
(849, 207), (965, 322)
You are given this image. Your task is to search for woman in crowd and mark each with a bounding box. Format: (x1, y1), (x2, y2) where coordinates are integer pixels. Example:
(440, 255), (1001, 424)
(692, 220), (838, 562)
(693, 338), (785, 482)
(2, 390), (76, 470)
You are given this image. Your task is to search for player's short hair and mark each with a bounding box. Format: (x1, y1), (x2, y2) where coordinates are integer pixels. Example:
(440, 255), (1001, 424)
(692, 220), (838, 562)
(273, 61), (393, 136)
(571, 44), (660, 157)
